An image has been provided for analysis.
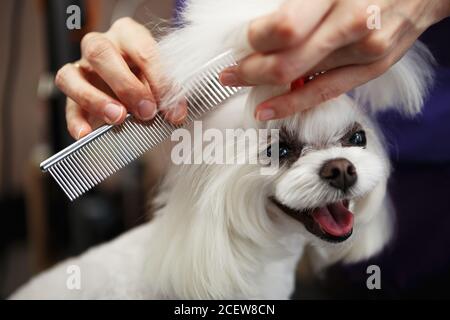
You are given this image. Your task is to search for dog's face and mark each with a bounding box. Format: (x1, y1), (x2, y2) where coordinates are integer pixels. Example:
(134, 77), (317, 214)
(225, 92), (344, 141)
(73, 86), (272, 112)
(263, 96), (389, 244)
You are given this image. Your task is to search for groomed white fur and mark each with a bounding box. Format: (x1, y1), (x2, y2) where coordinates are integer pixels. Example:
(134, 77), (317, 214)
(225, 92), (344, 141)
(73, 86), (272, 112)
(11, 0), (433, 299)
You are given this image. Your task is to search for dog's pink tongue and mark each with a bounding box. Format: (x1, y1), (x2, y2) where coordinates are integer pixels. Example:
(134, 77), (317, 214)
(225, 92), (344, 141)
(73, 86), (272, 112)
(312, 202), (354, 237)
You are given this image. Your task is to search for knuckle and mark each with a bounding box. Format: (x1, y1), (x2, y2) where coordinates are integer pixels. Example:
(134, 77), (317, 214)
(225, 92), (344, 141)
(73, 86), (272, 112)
(347, 14), (368, 35)
(273, 13), (300, 44)
(348, 2), (370, 30)
(326, 7), (367, 48)
(363, 35), (391, 58)
(316, 32), (340, 53)
(330, 25), (351, 47)
(111, 17), (135, 30)
(81, 33), (112, 61)
(270, 59), (294, 84)
(134, 46), (156, 65)
(316, 86), (341, 104)
(80, 32), (98, 49)
(55, 64), (71, 88)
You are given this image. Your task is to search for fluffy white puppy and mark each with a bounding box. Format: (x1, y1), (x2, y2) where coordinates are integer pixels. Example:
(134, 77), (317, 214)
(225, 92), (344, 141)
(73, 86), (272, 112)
(11, 0), (433, 299)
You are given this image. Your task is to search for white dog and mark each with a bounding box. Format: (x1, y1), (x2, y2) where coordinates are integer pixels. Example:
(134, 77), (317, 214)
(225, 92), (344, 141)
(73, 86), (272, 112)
(12, 0), (433, 299)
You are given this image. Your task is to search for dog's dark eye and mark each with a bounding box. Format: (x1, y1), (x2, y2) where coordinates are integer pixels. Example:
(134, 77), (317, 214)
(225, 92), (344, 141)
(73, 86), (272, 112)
(267, 143), (290, 158)
(348, 130), (366, 147)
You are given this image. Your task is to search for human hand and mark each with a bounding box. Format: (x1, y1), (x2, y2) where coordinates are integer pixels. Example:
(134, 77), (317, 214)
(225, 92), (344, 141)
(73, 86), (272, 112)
(56, 17), (187, 140)
(220, 0), (450, 121)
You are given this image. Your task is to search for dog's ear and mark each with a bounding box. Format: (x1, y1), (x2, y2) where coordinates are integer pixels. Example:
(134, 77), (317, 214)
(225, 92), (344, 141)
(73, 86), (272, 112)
(351, 42), (435, 116)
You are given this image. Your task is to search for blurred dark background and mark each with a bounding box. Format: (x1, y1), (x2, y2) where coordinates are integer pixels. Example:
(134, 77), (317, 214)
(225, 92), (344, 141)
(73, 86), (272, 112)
(0, 0), (449, 299)
(0, 0), (173, 298)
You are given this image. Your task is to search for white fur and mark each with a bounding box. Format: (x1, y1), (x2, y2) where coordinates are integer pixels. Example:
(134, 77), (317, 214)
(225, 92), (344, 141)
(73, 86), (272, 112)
(11, 0), (433, 299)
(351, 42), (435, 116)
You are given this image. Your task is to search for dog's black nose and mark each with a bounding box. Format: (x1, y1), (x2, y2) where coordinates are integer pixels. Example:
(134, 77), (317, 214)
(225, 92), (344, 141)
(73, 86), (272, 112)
(319, 158), (357, 191)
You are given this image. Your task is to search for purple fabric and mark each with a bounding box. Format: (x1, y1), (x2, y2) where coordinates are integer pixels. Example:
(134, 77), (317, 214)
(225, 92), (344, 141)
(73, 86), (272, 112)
(377, 18), (450, 163)
(174, 0), (187, 26)
(175, 0), (186, 10)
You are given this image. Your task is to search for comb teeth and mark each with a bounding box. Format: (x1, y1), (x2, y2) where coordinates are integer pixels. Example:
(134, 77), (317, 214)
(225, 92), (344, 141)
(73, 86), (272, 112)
(41, 51), (242, 201)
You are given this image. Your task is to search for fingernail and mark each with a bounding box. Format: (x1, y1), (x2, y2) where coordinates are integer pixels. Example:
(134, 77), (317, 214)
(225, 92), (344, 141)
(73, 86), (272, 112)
(169, 102), (187, 123)
(137, 99), (157, 120)
(256, 108), (275, 121)
(220, 70), (240, 86)
(104, 103), (124, 123)
(76, 125), (85, 140)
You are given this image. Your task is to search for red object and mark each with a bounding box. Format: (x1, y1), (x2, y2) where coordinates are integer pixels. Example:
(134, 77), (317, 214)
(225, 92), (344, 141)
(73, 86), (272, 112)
(290, 77), (305, 91)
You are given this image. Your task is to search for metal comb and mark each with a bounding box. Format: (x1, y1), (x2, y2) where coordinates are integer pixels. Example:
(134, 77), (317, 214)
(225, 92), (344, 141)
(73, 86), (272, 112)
(40, 51), (242, 201)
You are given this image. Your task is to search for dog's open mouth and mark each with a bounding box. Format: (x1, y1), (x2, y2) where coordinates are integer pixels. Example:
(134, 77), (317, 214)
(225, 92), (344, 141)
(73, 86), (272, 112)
(271, 198), (354, 243)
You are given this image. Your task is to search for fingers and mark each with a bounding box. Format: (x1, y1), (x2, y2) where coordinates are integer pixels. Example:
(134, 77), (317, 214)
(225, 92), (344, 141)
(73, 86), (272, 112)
(61, 17), (187, 140)
(108, 18), (164, 97)
(66, 98), (93, 140)
(108, 18), (187, 123)
(254, 62), (384, 121)
(307, 42), (379, 75)
(163, 99), (188, 125)
(55, 62), (127, 125)
(221, 1), (370, 87)
(310, 20), (403, 74)
(253, 12), (414, 121)
(248, 0), (333, 52)
(81, 32), (157, 121)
